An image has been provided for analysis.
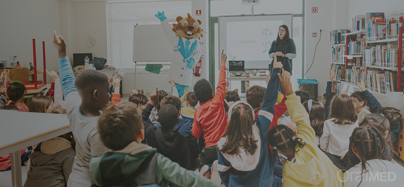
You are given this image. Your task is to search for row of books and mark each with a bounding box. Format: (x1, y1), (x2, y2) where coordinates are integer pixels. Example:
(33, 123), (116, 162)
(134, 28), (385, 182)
(331, 65), (346, 81)
(331, 46), (345, 62)
(351, 15), (366, 32)
(366, 70), (404, 93)
(332, 82), (343, 94)
(330, 29), (349, 45)
(363, 44), (399, 67)
(349, 66), (366, 85)
(366, 12), (386, 41)
(347, 37), (366, 55)
(386, 18), (401, 37)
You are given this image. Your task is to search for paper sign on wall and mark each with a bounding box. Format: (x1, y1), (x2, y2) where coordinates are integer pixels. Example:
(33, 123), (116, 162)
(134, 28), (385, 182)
(312, 33), (317, 37)
(312, 7), (318, 13)
(196, 10), (202, 15)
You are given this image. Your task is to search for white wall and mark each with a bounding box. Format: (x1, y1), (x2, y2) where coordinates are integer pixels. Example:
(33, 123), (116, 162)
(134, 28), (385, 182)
(60, 1), (75, 61)
(304, 0), (333, 99)
(72, 2), (107, 59)
(0, 0), (60, 84)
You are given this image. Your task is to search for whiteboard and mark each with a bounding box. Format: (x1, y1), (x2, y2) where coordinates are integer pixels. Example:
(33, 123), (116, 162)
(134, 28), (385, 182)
(219, 14), (293, 70)
(132, 24), (173, 62)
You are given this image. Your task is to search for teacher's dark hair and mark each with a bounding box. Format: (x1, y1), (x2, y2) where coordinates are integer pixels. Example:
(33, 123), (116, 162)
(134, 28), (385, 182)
(275, 25), (290, 45)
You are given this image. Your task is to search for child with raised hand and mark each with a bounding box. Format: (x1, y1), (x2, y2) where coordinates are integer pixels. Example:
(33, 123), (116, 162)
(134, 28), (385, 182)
(90, 102), (220, 187)
(320, 94), (358, 158)
(350, 90), (370, 123)
(267, 69), (343, 187)
(303, 100), (325, 146)
(128, 93), (149, 111)
(192, 49), (228, 168)
(217, 60), (282, 187)
(170, 75), (198, 120)
(53, 31), (110, 187)
(110, 77), (122, 106)
(344, 126), (404, 187)
(323, 70), (337, 119)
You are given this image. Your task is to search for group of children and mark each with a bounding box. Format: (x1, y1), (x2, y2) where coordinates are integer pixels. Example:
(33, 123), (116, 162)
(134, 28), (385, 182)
(1, 30), (404, 187)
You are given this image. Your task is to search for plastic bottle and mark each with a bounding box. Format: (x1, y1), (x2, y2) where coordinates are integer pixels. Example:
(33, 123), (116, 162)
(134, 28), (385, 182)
(84, 56), (90, 64)
(16, 61), (21, 67)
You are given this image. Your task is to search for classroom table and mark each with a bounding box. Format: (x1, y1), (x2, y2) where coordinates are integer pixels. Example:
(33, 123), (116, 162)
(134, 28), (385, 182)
(0, 110), (71, 187)
(226, 76), (267, 90)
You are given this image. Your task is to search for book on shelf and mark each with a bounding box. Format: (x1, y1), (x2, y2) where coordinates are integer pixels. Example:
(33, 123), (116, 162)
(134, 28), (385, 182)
(352, 15), (366, 32)
(364, 43), (399, 67)
(330, 29), (349, 45)
(366, 12), (386, 41)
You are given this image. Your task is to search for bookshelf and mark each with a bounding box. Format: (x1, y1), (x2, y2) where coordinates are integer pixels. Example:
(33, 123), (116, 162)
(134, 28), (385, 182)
(330, 15), (404, 94)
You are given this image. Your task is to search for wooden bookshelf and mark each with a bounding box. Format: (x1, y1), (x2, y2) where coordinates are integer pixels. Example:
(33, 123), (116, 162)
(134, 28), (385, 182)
(331, 16), (404, 93)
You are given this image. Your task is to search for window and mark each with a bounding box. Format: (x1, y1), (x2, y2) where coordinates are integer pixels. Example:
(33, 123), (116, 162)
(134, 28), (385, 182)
(106, 1), (191, 69)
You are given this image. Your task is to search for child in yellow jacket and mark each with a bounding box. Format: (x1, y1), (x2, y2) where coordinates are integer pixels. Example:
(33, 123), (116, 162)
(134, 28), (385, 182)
(267, 69), (343, 187)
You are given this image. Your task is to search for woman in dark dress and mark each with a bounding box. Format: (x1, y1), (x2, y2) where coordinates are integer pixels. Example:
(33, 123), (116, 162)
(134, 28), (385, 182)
(268, 25), (296, 74)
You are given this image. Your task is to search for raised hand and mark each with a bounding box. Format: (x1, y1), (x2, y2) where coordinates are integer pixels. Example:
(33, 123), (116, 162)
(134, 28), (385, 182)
(46, 70), (59, 80)
(184, 88), (189, 97)
(221, 49), (227, 67)
(170, 75), (176, 86)
(155, 11), (167, 21)
(244, 78), (250, 89)
(109, 73), (114, 84)
(341, 88), (348, 95)
(53, 30), (66, 57)
(278, 69), (293, 96)
(329, 69), (336, 82)
(357, 80), (366, 91)
(273, 55), (283, 69)
(113, 77), (121, 87)
(150, 87), (159, 107)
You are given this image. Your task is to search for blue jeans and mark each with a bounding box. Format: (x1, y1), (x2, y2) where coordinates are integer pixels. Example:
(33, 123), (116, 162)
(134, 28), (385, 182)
(175, 83), (189, 98)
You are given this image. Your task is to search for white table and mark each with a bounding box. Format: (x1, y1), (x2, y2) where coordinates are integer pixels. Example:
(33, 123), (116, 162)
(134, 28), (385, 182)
(0, 110), (71, 187)
(226, 76), (267, 91)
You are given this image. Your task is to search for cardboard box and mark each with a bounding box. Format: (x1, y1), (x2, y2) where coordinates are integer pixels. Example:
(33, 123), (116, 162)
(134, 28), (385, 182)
(0, 67), (29, 83)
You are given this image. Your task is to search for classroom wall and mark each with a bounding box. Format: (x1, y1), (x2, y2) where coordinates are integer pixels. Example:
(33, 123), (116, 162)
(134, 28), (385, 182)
(60, 1), (75, 61)
(72, 2), (108, 60)
(0, 0), (60, 84)
(304, 0), (333, 100)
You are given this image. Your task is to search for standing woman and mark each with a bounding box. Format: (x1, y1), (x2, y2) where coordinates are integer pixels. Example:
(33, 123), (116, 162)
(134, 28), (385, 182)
(268, 25), (296, 75)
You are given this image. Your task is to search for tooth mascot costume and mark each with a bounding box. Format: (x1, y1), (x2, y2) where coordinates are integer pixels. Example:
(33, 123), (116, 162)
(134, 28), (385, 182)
(155, 11), (203, 97)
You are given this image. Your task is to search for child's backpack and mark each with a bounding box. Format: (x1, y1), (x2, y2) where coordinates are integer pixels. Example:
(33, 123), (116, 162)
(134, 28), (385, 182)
(91, 153), (161, 187)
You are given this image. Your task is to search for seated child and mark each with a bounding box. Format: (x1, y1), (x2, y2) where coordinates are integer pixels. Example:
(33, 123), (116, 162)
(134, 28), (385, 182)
(342, 113), (393, 170)
(154, 96), (199, 169)
(181, 92), (198, 120)
(6, 82), (29, 112)
(224, 91), (240, 113)
(378, 107), (402, 149)
(53, 31), (110, 187)
(246, 85), (266, 119)
(268, 70), (343, 187)
(192, 50), (228, 168)
(29, 96), (53, 113)
(144, 104), (190, 169)
(350, 91), (370, 123)
(320, 94), (358, 158)
(0, 80), (6, 108)
(357, 80), (403, 149)
(303, 100), (325, 146)
(217, 62), (282, 187)
(90, 102), (219, 187)
(344, 126), (404, 187)
(295, 90), (310, 104)
(128, 93), (149, 111)
(25, 129), (75, 187)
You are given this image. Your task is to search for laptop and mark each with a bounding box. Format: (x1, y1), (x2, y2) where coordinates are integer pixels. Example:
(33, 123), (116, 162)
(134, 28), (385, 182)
(229, 60), (245, 77)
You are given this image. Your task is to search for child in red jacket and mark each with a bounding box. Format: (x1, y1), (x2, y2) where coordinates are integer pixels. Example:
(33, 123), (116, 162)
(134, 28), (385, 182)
(192, 50), (228, 169)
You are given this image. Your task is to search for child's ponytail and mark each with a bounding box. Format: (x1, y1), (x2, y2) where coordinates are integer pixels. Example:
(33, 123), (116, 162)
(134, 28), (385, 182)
(221, 102), (257, 156)
(267, 125), (306, 162)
